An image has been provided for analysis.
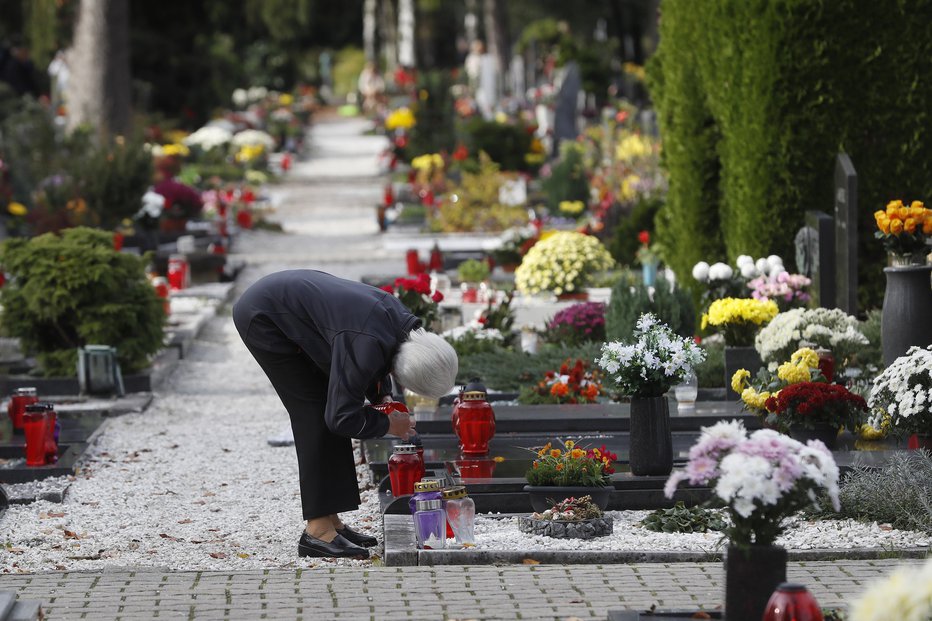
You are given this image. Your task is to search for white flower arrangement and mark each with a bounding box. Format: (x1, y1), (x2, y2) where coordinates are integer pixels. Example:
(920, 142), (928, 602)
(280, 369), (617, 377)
(183, 126), (233, 151)
(754, 307), (868, 369)
(598, 313), (705, 398)
(514, 231), (614, 296)
(849, 556), (932, 621)
(231, 129), (276, 149)
(868, 345), (932, 436)
(665, 420), (840, 546)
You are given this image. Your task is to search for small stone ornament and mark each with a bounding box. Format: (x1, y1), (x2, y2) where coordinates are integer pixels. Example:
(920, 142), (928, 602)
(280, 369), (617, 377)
(517, 495), (614, 540)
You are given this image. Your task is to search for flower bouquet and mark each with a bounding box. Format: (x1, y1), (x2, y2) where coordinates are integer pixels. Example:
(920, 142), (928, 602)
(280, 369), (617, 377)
(868, 345), (932, 438)
(545, 302), (606, 345)
(747, 271), (811, 311)
(634, 230), (660, 266)
(754, 307), (868, 371)
(664, 420), (841, 547)
(701, 297), (779, 347)
(514, 231), (615, 296)
(381, 273), (443, 329)
(526, 439), (617, 486)
(765, 381), (867, 435)
(730, 347), (825, 427)
(519, 358), (603, 405)
(598, 313), (706, 398)
(873, 199), (931, 263)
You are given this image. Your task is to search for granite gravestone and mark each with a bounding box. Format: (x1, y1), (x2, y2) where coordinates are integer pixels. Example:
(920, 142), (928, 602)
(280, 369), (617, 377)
(799, 211), (836, 308)
(553, 60), (581, 154)
(835, 153), (858, 314)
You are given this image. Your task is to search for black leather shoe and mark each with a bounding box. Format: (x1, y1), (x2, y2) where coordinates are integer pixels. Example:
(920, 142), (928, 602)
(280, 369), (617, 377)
(336, 525), (378, 548)
(298, 532), (369, 559)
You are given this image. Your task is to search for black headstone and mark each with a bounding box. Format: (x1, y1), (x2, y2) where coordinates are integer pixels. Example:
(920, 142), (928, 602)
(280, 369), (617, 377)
(802, 211), (836, 308)
(834, 153), (858, 315)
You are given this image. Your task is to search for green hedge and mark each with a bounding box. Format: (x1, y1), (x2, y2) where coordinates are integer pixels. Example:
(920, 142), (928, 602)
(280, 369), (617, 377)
(649, 0), (932, 308)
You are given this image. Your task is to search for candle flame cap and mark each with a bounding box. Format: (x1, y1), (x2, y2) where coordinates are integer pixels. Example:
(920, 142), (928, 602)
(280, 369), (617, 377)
(13, 387), (37, 396)
(775, 583), (808, 592)
(24, 402), (54, 413)
(392, 444), (418, 454)
(442, 486), (467, 500)
(414, 480), (441, 492)
(416, 499), (443, 511)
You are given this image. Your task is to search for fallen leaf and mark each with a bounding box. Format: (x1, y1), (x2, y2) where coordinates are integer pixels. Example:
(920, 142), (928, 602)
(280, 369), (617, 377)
(237, 553), (250, 559)
(8, 548), (24, 554)
(39, 512), (66, 519)
(168, 444), (179, 449)
(209, 552), (227, 559)
(63, 530), (80, 539)
(879, 524), (893, 531)
(521, 558), (540, 565)
(202, 491), (216, 497)
(177, 519), (193, 524)
(192, 500), (206, 505)
(691, 613), (712, 620)
(159, 533), (184, 542)
(54, 564), (66, 570)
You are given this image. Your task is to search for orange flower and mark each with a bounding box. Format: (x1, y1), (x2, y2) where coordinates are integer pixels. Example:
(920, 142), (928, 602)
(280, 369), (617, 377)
(910, 200), (925, 210)
(905, 217), (918, 234)
(898, 207), (911, 220)
(571, 448), (585, 459)
(550, 449), (562, 458)
(878, 217), (891, 234)
(890, 218), (905, 235)
(532, 461), (538, 469)
(550, 383), (569, 397)
(910, 206), (926, 219)
(555, 463), (564, 471)
(924, 218), (932, 235)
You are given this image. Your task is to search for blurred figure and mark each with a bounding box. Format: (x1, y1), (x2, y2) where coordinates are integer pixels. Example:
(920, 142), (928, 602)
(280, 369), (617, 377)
(357, 61), (385, 115)
(47, 49), (70, 111)
(0, 34), (39, 97)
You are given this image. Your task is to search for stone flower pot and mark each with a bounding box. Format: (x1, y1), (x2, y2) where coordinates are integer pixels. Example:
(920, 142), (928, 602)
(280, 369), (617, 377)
(788, 424), (840, 450)
(518, 515), (613, 540)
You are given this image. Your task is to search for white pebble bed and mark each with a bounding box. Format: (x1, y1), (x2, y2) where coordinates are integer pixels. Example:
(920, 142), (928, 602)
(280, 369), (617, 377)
(470, 513), (931, 553)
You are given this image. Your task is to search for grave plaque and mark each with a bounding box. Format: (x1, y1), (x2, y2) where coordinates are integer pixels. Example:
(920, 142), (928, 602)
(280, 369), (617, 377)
(801, 211), (835, 308)
(834, 153), (858, 315)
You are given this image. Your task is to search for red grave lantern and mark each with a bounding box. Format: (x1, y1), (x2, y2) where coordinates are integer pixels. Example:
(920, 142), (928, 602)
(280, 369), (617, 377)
(762, 583), (823, 621)
(451, 379), (496, 455)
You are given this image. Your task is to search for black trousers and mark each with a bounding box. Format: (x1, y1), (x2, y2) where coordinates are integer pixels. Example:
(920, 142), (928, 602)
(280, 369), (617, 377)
(244, 343), (362, 520)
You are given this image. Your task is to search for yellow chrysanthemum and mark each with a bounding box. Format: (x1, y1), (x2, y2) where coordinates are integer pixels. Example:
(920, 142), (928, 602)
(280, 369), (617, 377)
(704, 298), (779, 327)
(7, 202), (28, 216)
(731, 369), (751, 394)
(550, 449), (562, 458)
(279, 93), (294, 106)
(161, 143), (190, 158)
(564, 440), (575, 449)
(777, 360), (811, 384)
(790, 347), (820, 370)
(385, 107), (415, 131)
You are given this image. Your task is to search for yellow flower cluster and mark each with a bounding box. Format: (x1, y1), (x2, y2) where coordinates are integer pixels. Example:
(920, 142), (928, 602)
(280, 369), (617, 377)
(615, 133), (653, 163)
(558, 200), (585, 215)
(515, 231), (615, 296)
(874, 200), (931, 236)
(234, 144), (265, 163)
(161, 143), (190, 158)
(732, 347), (820, 413)
(730, 369), (750, 394)
(385, 107), (415, 131)
(701, 297), (779, 329)
(411, 153), (444, 171)
(7, 202), (28, 217)
(278, 93), (294, 106)
(741, 387), (772, 410)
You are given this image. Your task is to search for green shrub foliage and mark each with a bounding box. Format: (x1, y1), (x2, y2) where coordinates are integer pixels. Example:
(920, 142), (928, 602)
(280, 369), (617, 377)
(649, 0), (932, 308)
(607, 197), (663, 266)
(0, 228), (166, 376)
(605, 276), (695, 343)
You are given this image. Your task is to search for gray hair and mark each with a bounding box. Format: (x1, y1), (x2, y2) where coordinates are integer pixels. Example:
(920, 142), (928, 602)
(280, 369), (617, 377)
(394, 328), (458, 399)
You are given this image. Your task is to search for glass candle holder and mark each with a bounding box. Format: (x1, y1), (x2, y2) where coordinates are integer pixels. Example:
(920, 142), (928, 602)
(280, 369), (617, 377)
(44, 405), (59, 464)
(413, 499), (446, 550)
(816, 348), (835, 383)
(762, 583), (823, 621)
(674, 371), (698, 407)
(23, 403), (51, 467)
(388, 444), (422, 497)
(8, 387), (38, 433)
(442, 486), (476, 546)
(408, 479), (442, 515)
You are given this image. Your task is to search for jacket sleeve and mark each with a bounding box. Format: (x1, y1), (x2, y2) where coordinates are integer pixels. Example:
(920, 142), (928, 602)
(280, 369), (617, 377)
(326, 331), (392, 439)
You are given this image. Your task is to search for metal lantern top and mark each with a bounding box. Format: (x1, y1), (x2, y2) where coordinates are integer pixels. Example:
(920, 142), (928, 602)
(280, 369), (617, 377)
(461, 378), (488, 401)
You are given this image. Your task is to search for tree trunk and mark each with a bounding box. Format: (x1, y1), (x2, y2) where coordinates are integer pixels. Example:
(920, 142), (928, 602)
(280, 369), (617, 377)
(397, 0), (415, 68)
(363, 0), (378, 62)
(380, 0), (397, 74)
(67, 0), (131, 138)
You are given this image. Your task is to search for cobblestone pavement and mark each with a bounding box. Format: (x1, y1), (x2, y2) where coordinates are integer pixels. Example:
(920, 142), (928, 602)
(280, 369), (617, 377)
(3, 559), (924, 620)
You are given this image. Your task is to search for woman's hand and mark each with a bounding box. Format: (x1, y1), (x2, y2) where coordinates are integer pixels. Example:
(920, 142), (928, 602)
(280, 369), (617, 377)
(387, 410), (415, 440)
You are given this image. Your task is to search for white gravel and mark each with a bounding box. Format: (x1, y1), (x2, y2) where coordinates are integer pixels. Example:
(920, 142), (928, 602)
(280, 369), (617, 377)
(471, 512), (931, 553)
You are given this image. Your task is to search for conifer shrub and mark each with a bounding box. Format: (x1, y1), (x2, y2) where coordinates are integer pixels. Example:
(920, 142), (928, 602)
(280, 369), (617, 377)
(0, 227), (166, 376)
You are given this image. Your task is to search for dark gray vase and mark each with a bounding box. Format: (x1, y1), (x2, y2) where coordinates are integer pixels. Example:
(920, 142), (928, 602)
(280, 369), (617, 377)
(882, 265), (932, 366)
(725, 544), (787, 621)
(789, 424), (840, 450)
(723, 346), (763, 401)
(629, 397), (673, 476)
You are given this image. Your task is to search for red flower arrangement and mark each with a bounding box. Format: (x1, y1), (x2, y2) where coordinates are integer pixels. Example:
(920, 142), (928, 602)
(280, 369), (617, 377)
(765, 381), (867, 431)
(380, 273), (442, 328)
(520, 358), (603, 405)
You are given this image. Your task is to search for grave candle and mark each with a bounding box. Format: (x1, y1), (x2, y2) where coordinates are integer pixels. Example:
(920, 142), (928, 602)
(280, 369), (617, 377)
(442, 486), (476, 547)
(816, 348), (835, 383)
(413, 499), (446, 550)
(408, 479), (442, 515)
(44, 403), (59, 464)
(23, 403), (51, 467)
(388, 444), (422, 497)
(8, 387), (38, 433)
(762, 583), (823, 621)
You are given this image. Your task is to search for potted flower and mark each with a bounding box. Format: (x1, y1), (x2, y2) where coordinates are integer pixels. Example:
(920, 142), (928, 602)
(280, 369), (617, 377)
(702, 297), (779, 397)
(634, 230), (661, 287)
(730, 347), (825, 429)
(514, 231), (615, 299)
(598, 313), (705, 475)
(457, 258), (490, 303)
(519, 358), (603, 405)
(754, 307), (868, 373)
(544, 302), (606, 345)
(868, 345), (932, 450)
(764, 381), (867, 449)
(665, 420), (841, 620)
(517, 495), (614, 540)
(380, 273), (443, 330)
(523, 439), (617, 512)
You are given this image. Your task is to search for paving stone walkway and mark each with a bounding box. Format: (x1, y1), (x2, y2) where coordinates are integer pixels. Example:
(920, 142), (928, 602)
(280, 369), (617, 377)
(3, 559), (924, 620)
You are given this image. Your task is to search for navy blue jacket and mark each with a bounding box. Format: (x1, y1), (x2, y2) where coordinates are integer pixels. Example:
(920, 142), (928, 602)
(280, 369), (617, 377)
(233, 270), (420, 439)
